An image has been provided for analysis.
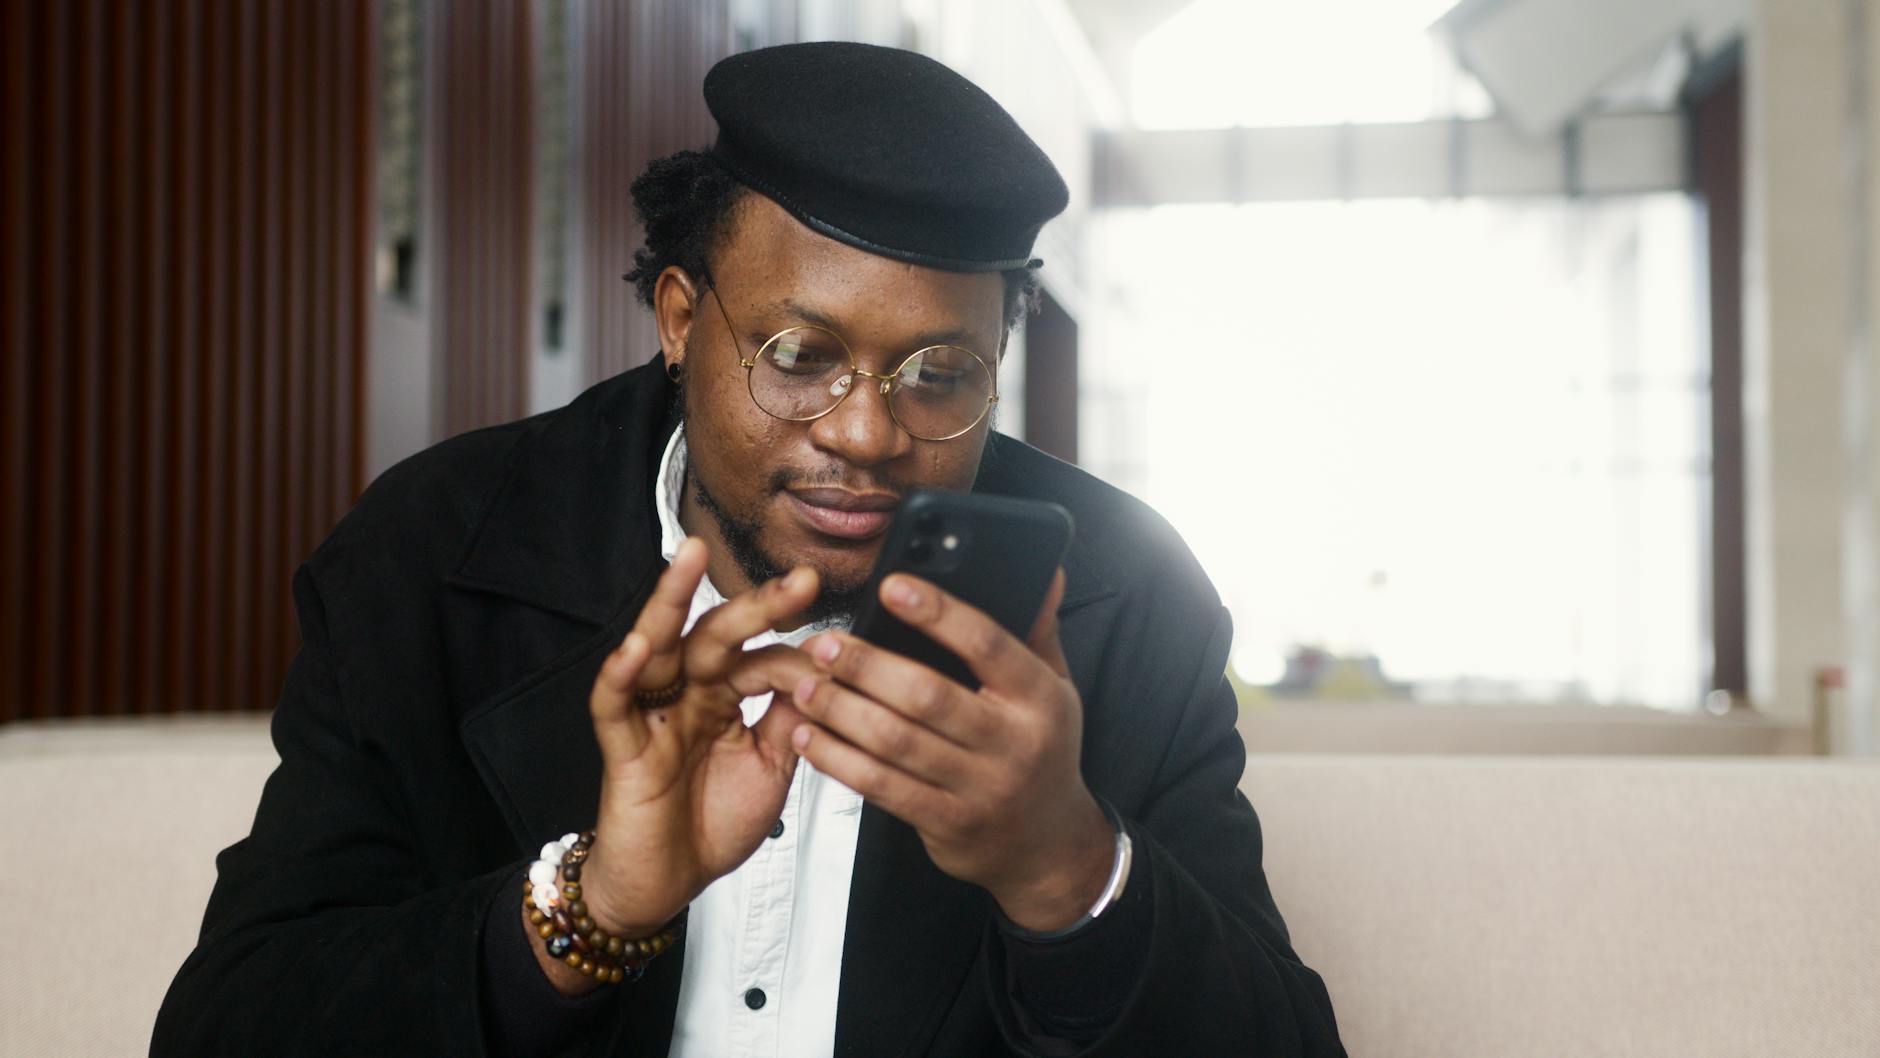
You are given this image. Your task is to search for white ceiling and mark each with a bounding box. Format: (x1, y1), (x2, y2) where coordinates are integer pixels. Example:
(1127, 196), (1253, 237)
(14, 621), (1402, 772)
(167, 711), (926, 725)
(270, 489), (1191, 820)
(1439, 0), (1748, 137)
(1061, 0), (1192, 103)
(1061, 0), (1748, 135)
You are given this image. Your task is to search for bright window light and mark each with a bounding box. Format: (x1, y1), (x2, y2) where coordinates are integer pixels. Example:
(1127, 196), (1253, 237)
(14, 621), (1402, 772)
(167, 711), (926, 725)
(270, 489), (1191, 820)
(1132, 0), (1489, 129)
(1086, 196), (1709, 709)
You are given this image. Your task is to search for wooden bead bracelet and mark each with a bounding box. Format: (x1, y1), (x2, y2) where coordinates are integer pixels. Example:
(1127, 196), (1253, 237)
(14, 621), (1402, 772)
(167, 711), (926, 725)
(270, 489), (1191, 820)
(523, 830), (681, 984)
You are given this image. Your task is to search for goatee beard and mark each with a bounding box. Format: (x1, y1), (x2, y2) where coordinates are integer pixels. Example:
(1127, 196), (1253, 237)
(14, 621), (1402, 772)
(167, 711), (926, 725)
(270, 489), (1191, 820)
(688, 463), (864, 629)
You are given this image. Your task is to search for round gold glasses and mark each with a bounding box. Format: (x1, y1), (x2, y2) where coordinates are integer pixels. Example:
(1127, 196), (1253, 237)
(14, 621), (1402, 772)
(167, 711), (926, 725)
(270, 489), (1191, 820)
(705, 286), (998, 442)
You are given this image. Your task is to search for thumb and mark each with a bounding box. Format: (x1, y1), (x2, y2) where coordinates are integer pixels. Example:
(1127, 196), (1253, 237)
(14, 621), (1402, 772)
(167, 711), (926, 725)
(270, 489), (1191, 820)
(752, 695), (809, 772)
(1025, 568), (1070, 678)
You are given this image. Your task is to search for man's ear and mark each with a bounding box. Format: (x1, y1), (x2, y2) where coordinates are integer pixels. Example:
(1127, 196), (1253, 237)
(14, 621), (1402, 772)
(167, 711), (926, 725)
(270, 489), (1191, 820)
(653, 266), (701, 369)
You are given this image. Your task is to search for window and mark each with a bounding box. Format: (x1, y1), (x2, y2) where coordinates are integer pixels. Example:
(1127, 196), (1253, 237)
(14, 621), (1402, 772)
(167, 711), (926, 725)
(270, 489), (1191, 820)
(1131, 0), (1489, 130)
(1087, 0), (1713, 711)
(1089, 196), (1708, 710)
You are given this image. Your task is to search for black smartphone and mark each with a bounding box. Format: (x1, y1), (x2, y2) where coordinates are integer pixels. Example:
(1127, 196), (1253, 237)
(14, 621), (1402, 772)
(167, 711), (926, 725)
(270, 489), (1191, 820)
(849, 490), (1075, 689)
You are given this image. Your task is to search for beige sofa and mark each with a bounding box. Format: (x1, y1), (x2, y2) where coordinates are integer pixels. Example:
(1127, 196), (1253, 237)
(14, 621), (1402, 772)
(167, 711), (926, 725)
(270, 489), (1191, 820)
(2, 718), (1876, 1056)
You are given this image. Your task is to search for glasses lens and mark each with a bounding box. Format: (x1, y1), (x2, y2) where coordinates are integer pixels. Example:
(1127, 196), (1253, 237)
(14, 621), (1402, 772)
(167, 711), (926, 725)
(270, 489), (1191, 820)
(889, 346), (994, 440)
(751, 327), (852, 420)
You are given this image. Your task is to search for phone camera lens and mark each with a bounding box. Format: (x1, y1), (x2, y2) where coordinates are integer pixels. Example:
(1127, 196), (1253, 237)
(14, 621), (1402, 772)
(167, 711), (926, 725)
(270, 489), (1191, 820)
(906, 536), (933, 562)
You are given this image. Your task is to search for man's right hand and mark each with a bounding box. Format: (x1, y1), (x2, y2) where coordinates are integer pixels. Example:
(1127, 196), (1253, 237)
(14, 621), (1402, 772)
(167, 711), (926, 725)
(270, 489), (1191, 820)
(527, 537), (821, 994)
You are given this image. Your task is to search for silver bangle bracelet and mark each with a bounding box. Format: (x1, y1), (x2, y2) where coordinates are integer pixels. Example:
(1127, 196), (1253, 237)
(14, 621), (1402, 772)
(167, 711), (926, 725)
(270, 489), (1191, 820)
(1000, 798), (1134, 943)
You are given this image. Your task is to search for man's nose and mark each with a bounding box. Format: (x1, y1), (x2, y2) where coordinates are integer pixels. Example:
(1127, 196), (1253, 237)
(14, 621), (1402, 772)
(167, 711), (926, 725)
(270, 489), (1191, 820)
(806, 374), (912, 467)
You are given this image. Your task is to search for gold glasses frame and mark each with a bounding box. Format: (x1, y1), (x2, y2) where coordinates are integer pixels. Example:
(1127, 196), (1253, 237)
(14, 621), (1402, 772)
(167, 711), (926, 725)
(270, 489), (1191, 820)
(702, 283), (998, 443)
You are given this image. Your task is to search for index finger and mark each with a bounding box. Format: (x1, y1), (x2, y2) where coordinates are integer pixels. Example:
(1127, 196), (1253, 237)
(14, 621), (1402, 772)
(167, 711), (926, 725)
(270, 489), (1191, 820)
(682, 565), (821, 682)
(630, 537), (709, 688)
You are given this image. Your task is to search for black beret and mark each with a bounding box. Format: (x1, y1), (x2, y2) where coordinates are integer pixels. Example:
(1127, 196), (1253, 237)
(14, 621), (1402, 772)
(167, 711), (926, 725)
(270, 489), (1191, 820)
(704, 42), (1070, 273)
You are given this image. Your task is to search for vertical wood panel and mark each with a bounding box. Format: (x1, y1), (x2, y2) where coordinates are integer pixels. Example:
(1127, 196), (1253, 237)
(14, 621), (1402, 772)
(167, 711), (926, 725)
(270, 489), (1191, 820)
(30, 0), (75, 720)
(101, 0), (139, 715)
(282, 0), (311, 671)
(226, 0), (261, 714)
(135, 0), (175, 714)
(164, 0), (206, 715)
(1, 0), (373, 721)
(197, 0), (232, 717)
(436, 0), (537, 437)
(306, 0), (331, 584)
(69, 0), (105, 718)
(3, 0), (765, 722)
(2, 0), (32, 718)
(578, 0), (733, 385)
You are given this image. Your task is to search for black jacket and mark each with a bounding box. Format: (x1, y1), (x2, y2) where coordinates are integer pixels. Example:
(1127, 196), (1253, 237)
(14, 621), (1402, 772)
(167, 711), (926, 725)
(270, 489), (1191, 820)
(151, 361), (1343, 1057)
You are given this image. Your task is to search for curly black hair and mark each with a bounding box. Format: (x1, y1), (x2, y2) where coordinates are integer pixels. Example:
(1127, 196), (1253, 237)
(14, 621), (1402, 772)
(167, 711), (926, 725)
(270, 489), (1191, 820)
(623, 149), (1042, 338)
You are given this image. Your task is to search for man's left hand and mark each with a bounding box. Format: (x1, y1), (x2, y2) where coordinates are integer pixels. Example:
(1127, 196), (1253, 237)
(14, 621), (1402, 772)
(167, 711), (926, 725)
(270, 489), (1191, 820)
(785, 568), (1116, 932)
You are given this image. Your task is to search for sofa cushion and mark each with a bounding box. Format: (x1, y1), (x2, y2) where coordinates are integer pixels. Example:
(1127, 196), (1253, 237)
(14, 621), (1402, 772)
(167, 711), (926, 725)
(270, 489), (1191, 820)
(4, 720), (1876, 1057)
(0, 718), (279, 1058)
(1243, 754), (1880, 1058)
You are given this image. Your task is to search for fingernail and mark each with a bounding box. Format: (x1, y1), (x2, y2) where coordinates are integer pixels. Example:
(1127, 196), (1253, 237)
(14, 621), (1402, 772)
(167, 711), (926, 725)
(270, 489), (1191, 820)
(793, 676), (820, 703)
(810, 636), (840, 666)
(792, 726), (814, 751)
(887, 577), (921, 609)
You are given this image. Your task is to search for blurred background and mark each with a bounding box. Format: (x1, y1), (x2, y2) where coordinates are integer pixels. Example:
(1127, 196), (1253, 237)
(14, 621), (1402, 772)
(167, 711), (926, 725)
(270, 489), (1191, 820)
(2, 0), (1876, 759)
(11, 8), (1880, 1055)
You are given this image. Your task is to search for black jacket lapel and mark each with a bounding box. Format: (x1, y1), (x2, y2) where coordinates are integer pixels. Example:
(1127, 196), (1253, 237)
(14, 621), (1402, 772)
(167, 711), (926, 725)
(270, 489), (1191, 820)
(457, 580), (687, 1055)
(458, 602), (649, 850)
(452, 362), (688, 1053)
(834, 805), (993, 1058)
(448, 361), (678, 625)
(453, 361), (677, 851)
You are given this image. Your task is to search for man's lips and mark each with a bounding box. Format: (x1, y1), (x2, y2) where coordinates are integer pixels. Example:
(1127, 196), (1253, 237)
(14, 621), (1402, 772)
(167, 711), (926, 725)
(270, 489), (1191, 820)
(785, 488), (900, 540)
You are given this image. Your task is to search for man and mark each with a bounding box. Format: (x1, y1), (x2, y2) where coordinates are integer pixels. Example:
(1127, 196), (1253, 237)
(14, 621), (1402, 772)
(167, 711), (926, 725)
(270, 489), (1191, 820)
(153, 42), (1343, 1057)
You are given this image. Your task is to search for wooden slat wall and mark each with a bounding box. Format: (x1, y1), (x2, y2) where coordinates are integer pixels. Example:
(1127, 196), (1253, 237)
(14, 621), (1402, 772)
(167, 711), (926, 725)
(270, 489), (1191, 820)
(0, 0), (371, 721)
(437, 0), (537, 435)
(580, 0), (733, 381)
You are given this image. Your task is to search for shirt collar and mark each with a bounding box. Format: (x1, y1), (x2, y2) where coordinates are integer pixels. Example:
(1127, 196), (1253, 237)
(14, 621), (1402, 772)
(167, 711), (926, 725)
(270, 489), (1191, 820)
(654, 423), (690, 565)
(657, 424), (850, 641)
(653, 423), (739, 616)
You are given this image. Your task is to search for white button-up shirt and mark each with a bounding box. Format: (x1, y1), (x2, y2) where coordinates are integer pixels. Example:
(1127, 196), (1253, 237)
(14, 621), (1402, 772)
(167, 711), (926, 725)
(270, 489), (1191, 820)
(656, 426), (864, 1058)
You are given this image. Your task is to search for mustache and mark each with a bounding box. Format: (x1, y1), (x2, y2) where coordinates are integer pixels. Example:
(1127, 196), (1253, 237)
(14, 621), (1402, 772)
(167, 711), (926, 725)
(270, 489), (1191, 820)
(766, 466), (912, 497)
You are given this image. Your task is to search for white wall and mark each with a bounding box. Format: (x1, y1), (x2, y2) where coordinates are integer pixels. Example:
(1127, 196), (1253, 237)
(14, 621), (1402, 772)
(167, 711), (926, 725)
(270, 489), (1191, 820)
(1745, 0), (1877, 754)
(913, 0), (1114, 312)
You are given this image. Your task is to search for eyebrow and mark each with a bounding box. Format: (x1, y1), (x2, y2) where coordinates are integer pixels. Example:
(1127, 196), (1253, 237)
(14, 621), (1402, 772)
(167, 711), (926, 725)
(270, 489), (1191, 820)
(752, 297), (985, 352)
